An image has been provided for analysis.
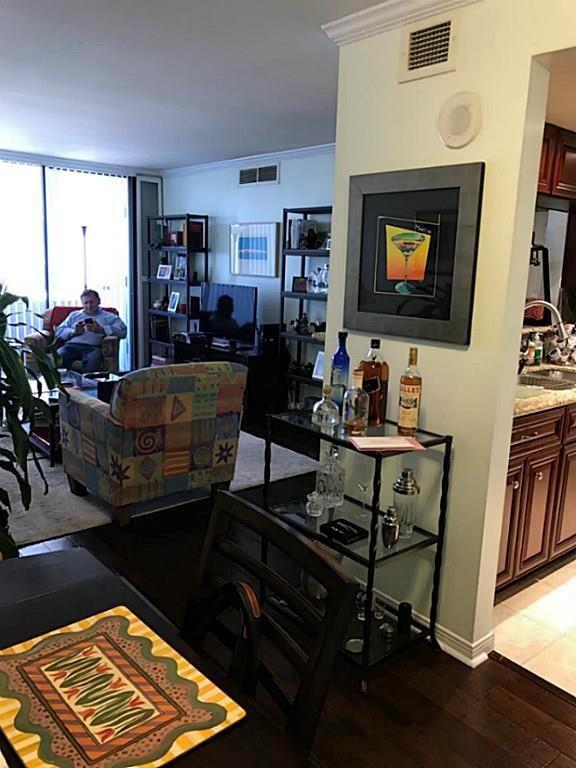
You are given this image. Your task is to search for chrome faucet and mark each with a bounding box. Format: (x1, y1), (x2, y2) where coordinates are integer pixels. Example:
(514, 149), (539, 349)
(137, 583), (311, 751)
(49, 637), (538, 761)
(524, 300), (569, 342)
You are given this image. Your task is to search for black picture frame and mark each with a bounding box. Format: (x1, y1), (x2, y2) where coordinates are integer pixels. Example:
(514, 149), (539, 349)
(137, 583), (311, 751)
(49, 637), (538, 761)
(292, 276), (309, 293)
(343, 162), (485, 345)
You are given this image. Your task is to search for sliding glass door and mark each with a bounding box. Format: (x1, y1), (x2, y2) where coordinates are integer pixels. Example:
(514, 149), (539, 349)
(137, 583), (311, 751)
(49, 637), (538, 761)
(0, 161), (47, 337)
(45, 169), (132, 370)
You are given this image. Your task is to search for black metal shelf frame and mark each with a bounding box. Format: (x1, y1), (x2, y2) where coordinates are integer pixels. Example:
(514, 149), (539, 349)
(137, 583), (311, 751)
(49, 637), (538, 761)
(280, 206), (332, 405)
(263, 411), (453, 673)
(146, 213), (209, 364)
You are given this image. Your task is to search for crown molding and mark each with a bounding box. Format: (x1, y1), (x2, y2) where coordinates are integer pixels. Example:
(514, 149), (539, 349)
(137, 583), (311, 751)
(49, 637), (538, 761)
(162, 143), (335, 178)
(322, 0), (483, 46)
(0, 148), (159, 176)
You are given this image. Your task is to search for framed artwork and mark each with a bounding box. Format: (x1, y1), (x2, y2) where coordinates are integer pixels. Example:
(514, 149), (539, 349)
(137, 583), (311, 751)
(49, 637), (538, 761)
(292, 276), (309, 293)
(230, 222), (279, 277)
(312, 351), (325, 380)
(174, 255), (187, 280)
(344, 163), (485, 345)
(167, 291), (180, 312)
(156, 263), (172, 280)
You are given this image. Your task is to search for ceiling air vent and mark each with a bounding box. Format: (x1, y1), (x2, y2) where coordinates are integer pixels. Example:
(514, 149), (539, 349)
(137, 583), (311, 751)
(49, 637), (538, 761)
(399, 16), (457, 83)
(238, 163), (279, 186)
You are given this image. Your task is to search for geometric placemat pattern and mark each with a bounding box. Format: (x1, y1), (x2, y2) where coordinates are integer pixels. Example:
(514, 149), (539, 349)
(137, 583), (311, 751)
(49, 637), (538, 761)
(0, 606), (245, 768)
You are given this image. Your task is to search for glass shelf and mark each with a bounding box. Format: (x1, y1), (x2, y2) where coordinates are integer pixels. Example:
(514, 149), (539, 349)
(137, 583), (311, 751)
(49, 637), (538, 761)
(269, 497), (438, 569)
(269, 410), (449, 455)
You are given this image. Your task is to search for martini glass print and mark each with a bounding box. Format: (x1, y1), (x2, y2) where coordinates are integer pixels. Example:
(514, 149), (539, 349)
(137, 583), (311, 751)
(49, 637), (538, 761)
(391, 231), (426, 295)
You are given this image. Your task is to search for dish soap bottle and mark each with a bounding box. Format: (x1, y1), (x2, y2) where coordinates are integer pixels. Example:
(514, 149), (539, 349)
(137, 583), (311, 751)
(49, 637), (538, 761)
(398, 347), (422, 437)
(330, 331), (350, 411)
(534, 333), (543, 367)
(361, 338), (389, 425)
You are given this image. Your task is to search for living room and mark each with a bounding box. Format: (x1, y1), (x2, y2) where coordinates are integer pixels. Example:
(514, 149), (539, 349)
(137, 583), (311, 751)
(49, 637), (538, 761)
(4, 2), (576, 768)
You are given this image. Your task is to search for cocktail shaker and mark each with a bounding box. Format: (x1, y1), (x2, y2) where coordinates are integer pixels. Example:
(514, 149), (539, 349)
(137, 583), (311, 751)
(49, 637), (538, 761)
(392, 468), (420, 538)
(381, 506), (400, 549)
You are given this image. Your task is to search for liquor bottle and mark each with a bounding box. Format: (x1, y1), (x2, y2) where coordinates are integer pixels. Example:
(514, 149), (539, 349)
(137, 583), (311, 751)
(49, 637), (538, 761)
(361, 338), (389, 425)
(330, 331), (350, 410)
(315, 446), (345, 507)
(343, 367), (370, 435)
(398, 347), (422, 436)
(311, 384), (339, 431)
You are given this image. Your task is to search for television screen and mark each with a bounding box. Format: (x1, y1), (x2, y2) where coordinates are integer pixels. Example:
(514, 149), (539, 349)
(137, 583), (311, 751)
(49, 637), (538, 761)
(199, 282), (257, 343)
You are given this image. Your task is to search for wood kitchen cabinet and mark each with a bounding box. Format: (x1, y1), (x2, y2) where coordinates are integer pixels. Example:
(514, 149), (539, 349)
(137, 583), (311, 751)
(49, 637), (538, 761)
(515, 447), (560, 576)
(496, 459), (524, 588)
(538, 123), (576, 200)
(539, 123), (558, 194)
(497, 406), (566, 589)
(551, 440), (576, 558)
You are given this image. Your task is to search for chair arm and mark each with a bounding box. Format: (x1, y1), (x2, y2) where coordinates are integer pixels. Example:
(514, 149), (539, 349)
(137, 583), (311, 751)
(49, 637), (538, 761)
(24, 330), (52, 350)
(102, 336), (120, 374)
(59, 389), (118, 438)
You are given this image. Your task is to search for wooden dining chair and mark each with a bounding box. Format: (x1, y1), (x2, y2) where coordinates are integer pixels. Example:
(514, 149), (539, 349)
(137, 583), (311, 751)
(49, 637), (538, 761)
(183, 490), (358, 752)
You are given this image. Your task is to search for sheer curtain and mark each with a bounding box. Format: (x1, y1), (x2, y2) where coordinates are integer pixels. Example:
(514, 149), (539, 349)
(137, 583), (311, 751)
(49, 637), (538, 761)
(0, 161), (47, 339)
(45, 169), (132, 370)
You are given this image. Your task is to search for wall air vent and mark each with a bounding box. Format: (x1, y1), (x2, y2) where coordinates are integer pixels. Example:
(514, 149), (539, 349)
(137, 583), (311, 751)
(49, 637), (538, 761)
(238, 163), (279, 186)
(399, 16), (457, 83)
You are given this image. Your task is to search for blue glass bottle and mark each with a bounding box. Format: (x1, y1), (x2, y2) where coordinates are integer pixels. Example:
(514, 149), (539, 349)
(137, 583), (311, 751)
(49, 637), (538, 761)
(330, 331), (350, 410)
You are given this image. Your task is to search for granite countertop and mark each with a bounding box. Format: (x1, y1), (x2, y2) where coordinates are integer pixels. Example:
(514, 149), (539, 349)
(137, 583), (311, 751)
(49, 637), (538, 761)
(515, 364), (576, 417)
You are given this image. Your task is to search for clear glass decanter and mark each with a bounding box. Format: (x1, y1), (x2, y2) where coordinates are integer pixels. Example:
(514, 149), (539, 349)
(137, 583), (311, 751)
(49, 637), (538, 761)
(343, 367), (370, 435)
(315, 446), (345, 507)
(311, 384), (339, 431)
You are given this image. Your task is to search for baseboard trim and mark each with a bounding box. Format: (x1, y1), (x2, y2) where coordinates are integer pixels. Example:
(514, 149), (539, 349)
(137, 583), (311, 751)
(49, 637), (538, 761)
(372, 586), (493, 668)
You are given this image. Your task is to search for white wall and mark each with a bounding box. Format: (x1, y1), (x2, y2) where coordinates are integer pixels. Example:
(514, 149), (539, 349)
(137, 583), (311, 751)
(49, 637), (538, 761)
(162, 147), (334, 327)
(325, 0), (576, 662)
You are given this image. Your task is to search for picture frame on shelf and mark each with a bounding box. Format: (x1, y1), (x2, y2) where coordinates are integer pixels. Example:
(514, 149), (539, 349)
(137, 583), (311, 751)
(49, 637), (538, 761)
(157, 264), (173, 280)
(344, 162), (485, 345)
(167, 291), (180, 313)
(312, 351), (324, 381)
(291, 276), (308, 294)
(230, 222), (279, 277)
(174, 255), (186, 280)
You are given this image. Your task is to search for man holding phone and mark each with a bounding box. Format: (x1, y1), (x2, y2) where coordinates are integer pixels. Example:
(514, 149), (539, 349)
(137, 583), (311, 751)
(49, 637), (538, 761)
(55, 289), (127, 372)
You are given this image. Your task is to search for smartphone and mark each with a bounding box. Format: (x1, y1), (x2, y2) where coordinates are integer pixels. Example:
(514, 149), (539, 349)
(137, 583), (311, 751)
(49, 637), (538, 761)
(85, 318), (95, 327)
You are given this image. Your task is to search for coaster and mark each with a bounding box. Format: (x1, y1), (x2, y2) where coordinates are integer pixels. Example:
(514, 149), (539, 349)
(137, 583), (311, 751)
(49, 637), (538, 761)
(0, 606), (245, 768)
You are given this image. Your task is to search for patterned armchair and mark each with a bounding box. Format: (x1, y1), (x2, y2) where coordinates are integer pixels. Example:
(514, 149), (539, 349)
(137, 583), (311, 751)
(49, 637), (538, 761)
(59, 362), (248, 525)
(25, 306), (121, 373)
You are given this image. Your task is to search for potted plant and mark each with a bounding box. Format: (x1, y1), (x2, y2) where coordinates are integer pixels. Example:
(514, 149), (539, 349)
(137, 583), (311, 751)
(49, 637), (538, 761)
(0, 293), (62, 559)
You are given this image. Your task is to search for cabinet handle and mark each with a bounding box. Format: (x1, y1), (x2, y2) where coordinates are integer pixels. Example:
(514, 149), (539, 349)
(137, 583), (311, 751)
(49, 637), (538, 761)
(521, 431), (541, 440)
(535, 471), (545, 481)
(513, 480), (520, 490)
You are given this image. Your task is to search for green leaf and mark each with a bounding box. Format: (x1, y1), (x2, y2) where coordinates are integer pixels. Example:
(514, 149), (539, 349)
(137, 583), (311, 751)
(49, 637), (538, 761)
(0, 293), (27, 313)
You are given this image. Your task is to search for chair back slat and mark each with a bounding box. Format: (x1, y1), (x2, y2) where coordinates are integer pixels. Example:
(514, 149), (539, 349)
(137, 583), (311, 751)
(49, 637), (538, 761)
(216, 539), (322, 631)
(187, 490), (358, 752)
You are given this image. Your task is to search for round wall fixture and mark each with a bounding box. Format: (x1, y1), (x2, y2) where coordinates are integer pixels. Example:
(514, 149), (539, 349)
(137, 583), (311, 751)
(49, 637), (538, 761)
(437, 92), (481, 149)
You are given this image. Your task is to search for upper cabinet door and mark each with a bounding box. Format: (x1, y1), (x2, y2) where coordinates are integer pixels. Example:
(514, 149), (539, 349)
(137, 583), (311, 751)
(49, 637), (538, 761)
(551, 128), (576, 199)
(539, 123), (558, 194)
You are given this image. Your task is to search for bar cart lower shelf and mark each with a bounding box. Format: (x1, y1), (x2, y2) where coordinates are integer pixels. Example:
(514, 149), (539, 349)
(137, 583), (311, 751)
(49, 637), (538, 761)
(263, 410), (453, 672)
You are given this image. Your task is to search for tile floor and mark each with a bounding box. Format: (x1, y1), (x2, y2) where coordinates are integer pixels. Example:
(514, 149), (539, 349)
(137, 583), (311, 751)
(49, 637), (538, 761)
(494, 556), (576, 696)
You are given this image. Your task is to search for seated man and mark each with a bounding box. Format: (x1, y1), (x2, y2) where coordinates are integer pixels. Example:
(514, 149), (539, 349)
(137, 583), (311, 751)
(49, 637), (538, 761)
(56, 289), (127, 373)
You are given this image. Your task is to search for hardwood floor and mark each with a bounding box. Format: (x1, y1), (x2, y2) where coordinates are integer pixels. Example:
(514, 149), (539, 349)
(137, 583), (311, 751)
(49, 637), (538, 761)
(20, 496), (576, 768)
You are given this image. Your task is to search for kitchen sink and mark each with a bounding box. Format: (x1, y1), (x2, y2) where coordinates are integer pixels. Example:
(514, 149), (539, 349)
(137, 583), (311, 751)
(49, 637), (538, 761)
(517, 372), (576, 391)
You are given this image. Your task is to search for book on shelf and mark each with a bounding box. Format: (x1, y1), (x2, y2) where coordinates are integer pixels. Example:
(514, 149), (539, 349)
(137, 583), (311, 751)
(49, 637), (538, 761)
(151, 354), (173, 366)
(149, 315), (170, 342)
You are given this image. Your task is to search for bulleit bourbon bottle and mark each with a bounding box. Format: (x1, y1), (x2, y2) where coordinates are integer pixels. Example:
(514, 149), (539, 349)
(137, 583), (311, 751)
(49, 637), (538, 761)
(398, 347), (422, 437)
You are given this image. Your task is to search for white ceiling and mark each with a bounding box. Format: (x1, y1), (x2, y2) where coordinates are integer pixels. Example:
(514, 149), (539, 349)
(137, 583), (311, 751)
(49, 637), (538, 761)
(548, 48), (576, 133)
(0, 0), (378, 170)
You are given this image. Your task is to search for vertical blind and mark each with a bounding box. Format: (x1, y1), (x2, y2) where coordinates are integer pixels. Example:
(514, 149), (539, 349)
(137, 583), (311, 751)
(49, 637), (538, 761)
(0, 161), (132, 370)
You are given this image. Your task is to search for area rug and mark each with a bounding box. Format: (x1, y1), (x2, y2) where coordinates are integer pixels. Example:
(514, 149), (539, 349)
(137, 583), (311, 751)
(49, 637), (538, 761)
(4, 432), (318, 546)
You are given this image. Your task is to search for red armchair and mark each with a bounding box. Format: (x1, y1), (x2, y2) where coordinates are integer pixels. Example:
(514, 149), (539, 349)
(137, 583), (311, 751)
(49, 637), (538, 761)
(25, 306), (121, 373)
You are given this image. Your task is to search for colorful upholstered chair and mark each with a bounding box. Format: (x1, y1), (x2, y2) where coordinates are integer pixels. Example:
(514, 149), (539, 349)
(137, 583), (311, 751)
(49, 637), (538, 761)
(25, 306), (121, 373)
(59, 362), (248, 525)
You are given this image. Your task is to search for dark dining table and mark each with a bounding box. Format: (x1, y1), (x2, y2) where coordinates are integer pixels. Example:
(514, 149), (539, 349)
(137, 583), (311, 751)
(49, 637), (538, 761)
(0, 549), (311, 768)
